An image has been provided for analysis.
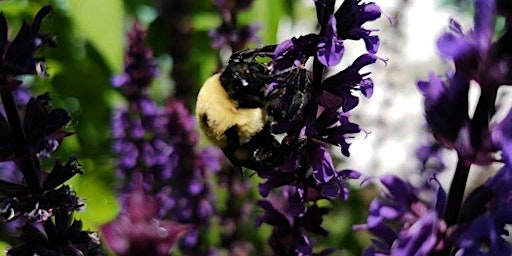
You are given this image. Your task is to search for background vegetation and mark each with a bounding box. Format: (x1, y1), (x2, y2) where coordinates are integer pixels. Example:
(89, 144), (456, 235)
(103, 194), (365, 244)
(0, 0), (473, 255)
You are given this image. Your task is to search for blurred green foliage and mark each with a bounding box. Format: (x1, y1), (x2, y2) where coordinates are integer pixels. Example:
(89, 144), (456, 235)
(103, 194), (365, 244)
(0, 0), (373, 254)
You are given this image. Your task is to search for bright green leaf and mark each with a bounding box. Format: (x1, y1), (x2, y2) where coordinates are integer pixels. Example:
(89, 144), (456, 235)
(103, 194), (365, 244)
(67, 0), (124, 72)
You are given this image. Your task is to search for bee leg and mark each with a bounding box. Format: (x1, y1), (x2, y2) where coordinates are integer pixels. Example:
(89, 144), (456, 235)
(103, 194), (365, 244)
(223, 126), (244, 174)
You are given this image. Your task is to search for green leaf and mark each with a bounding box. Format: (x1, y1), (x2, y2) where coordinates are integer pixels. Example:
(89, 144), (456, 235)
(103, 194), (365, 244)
(0, 0), (29, 13)
(67, 0), (124, 72)
(242, 0), (286, 44)
(71, 158), (119, 230)
(0, 241), (9, 254)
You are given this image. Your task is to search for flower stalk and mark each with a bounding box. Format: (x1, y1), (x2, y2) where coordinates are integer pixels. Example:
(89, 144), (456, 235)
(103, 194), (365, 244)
(443, 156), (470, 228)
(0, 91), (40, 193)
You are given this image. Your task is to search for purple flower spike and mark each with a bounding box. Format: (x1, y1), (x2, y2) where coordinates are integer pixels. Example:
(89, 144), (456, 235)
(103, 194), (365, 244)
(209, 0), (260, 51)
(208, 0), (382, 254)
(0, 7), (99, 255)
(112, 22), (220, 255)
(412, 0), (512, 254)
(209, 23), (261, 50)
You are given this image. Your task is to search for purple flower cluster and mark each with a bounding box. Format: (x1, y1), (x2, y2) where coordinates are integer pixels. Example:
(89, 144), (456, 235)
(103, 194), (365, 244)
(455, 156), (512, 255)
(256, 187), (335, 255)
(103, 22), (220, 255)
(101, 175), (189, 256)
(234, 0), (383, 254)
(357, 136), (512, 255)
(357, 0), (512, 254)
(0, 6), (100, 255)
(163, 100), (219, 255)
(209, 0), (260, 51)
(354, 175), (447, 255)
(418, 0), (511, 164)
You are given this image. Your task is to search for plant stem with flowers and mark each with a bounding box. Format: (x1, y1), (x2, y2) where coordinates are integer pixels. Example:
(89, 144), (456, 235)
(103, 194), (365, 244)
(356, 0), (512, 255)
(0, 6), (101, 255)
(205, 0), (383, 254)
(102, 22), (220, 256)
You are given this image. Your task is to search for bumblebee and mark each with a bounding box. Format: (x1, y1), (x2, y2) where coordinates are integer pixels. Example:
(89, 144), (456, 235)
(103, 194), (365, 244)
(196, 46), (310, 171)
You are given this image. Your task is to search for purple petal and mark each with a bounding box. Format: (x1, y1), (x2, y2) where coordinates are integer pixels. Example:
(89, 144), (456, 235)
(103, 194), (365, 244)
(379, 175), (414, 205)
(391, 211), (439, 255)
(436, 32), (474, 59)
(473, 0), (496, 53)
(310, 143), (336, 184)
(360, 78), (374, 98)
(317, 16), (344, 66)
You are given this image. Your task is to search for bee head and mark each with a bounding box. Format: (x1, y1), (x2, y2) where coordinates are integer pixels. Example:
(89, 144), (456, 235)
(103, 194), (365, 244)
(219, 61), (269, 109)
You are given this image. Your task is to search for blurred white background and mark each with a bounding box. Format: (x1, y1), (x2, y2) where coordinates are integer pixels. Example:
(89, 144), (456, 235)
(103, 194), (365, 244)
(276, 0), (512, 189)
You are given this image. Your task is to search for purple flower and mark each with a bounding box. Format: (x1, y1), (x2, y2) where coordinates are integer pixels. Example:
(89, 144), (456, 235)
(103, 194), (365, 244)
(208, 0), (260, 51)
(456, 215), (512, 256)
(412, 1), (512, 254)
(272, 34), (320, 71)
(334, 0), (381, 53)
(0, 157), (85, 222)
(112, 23), (158, 100)
(317, 16), (344, 67)
(0, 6), (98, 256)
(416, 136), (446, 175)
(425, 0), (512, 160)
(320, 54), (377, 111)
(417, 72), (471, 153)
(354, 175), (447, 255)
(209, 23), (260, 50)
(228, 1), (382, 254)
(101, 180), (189, 256)
(436, 0), (495, 71)
(7, 211), (101, 256)
(0, 6), (56, 89)
(111, 23), (220, 255)
(455, 155), (512, 255)
(255, 188), (332, 256)
(24, 93), (73, 158)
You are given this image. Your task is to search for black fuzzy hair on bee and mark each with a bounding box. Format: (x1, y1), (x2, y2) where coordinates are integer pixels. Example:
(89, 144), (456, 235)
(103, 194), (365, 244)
(196, 45), (307, 171)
